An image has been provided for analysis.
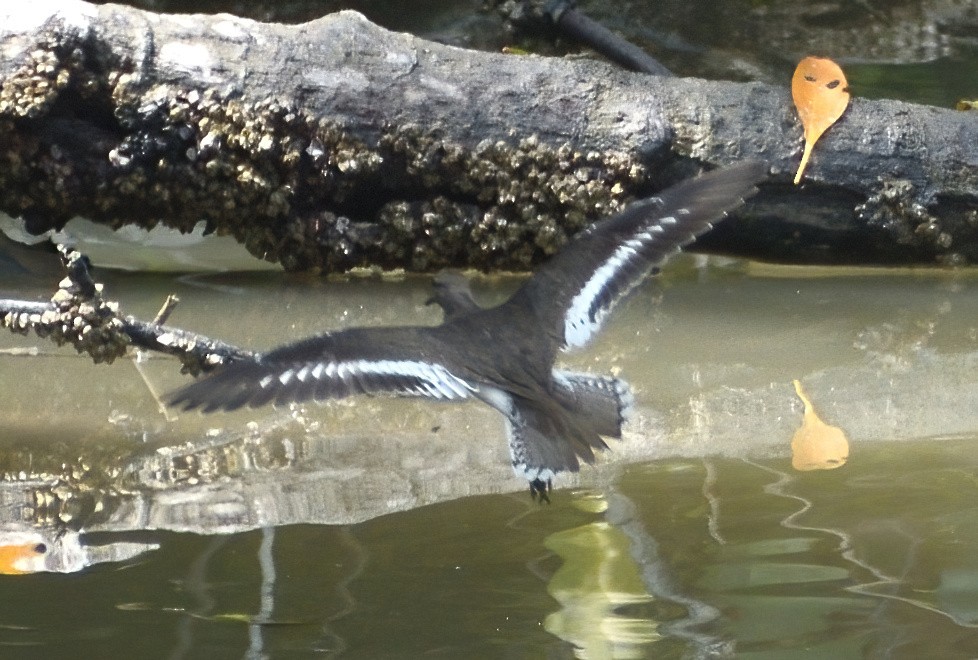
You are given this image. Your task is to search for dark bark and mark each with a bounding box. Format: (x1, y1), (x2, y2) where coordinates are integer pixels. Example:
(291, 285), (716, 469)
(0, 1), (976, 271)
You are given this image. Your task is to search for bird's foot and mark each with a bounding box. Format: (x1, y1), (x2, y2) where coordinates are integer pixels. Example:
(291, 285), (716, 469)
(529, 478), (552, 504)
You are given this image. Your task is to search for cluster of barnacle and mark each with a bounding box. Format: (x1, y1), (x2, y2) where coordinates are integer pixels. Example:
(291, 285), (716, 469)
(103, 79), (394, 269)
(2, 35), (646, 274)
(102, 83), (647, 273)
(269, 212), (371, 272)
(0, 41), (75, 119)
(377, 196), (479, 271)
(376, 126), (645, 270)
(106, 83), (301, 233)
(0, 35), (112, 231)
(3, 274), (128, 365)
(856, 178), (956, 260)
(124, 97), (645, 272)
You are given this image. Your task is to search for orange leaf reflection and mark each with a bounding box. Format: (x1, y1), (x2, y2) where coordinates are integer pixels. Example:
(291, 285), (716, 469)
(0, 541), (46, 575)
(790, 379), (849, 471)
(791, 56), (850, 185)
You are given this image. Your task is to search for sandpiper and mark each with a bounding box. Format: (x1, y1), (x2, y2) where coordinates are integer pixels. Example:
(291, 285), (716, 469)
(168, 161), (766, 499)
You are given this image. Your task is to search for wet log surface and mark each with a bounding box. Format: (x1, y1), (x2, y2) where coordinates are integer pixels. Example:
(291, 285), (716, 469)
(0, 0), (977, 271)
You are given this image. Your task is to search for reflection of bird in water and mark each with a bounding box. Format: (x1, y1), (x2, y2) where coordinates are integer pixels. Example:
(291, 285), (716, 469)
(0, 529), (157, 574)
(168, 161), (766, 499)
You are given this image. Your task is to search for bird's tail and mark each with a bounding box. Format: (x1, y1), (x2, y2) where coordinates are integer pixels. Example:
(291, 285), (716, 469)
(552, 370), (634, 438)
(505, 373), (633, 496)
(505, 395), (608, 478)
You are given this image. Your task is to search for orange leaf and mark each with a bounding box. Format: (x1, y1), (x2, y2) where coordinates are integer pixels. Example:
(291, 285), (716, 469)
(791, 56), (850, 185)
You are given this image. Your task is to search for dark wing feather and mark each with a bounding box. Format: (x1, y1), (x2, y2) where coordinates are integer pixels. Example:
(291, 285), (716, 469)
(508, 160), (766, 350)
(166, 326), (474, 412)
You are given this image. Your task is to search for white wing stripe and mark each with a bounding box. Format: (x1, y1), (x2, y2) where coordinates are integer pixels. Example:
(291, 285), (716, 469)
(259, 358), (476, 400)
(562, 216), (681, 349)
(563, 240), (639, 348)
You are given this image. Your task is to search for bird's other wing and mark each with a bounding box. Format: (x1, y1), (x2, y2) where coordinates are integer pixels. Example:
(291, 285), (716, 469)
(510, 160), (766, 351)
(166, 326), (474, 413)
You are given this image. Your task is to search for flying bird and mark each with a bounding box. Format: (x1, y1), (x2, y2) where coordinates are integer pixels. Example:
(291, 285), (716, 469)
(167, 161), (766, 499)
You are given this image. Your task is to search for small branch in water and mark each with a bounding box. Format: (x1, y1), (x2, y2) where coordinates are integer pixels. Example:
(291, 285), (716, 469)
(152, 294), (180, 326)
(497, 0), (673, 76)
(136, 293), (190, 419)
(545, 1), (674, 76)
(0, 246), (252, 375)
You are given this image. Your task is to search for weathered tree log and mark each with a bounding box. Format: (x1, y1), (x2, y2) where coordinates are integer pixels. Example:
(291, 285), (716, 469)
(0, 0), (976, 271)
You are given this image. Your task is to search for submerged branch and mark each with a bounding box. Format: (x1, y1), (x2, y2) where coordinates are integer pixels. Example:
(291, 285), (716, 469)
(0, 246), (252, 373)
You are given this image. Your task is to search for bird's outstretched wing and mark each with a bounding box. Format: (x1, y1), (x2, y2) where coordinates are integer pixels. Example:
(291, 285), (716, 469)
(166, 326), (474, 413)
(509, 160), (766, 350)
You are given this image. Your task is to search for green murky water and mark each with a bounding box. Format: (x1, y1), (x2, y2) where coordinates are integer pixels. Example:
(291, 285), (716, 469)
(4, 261), (978, 656)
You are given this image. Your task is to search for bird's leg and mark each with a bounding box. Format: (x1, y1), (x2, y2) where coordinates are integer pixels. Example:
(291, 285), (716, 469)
(529, 477), (552, 504)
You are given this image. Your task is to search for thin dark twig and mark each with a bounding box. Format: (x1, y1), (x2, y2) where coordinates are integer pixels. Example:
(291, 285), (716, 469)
(545, 1), (674, 76)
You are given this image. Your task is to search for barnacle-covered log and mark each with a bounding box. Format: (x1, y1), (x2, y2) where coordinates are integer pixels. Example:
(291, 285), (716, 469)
(0, 0), (977, 270)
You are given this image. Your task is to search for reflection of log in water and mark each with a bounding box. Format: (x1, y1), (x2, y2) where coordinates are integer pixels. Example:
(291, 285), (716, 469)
(0, 406), (534, 534)
(9, 254), (978, 539)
